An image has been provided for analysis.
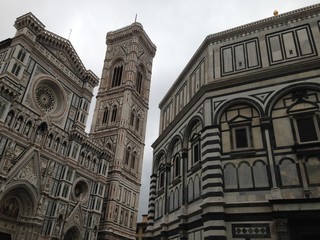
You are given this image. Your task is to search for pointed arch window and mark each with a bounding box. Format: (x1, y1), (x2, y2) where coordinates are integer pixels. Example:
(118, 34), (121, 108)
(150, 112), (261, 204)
(136, 71), (143, 94)
(102, 107), (109, 124)
(135, 115), (140, 131)
(111, 106), (117, 122)
(131, 151), (136, 169)
(125, 147), (131, 165)
(17, 49), (26, 62)
(111, 64), (123, 88)
(11, 63), (21, 76)
(130, 110), (135, 126)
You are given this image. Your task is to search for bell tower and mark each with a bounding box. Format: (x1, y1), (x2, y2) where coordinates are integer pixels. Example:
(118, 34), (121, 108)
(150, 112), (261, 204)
(90, 22), (156, 239)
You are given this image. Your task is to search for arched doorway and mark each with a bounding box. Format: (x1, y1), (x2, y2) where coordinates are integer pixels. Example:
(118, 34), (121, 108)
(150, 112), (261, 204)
(0, 186), (36, 239)
(63, 226), (80, 240)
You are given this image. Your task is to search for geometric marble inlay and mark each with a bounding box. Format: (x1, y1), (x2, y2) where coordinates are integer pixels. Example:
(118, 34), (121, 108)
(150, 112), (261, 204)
(232, 223), (270, 238)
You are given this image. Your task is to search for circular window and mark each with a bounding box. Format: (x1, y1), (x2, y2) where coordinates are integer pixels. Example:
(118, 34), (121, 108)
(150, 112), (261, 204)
(73, 180), (89, 202)
(32, 78), (66, 117)
(35, 85), (56, 112)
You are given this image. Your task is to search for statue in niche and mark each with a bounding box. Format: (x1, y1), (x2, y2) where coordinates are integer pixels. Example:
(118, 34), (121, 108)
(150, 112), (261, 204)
(23, 122), (32, 135)
(14, 117), (22, 131)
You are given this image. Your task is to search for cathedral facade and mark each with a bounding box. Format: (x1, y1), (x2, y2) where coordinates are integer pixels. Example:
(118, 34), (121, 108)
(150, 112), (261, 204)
(147, 4), (320, 240)
(0, 13), (155, 240)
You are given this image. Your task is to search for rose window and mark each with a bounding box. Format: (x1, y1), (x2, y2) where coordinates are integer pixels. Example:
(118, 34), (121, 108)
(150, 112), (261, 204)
(35, 85), (56, 112)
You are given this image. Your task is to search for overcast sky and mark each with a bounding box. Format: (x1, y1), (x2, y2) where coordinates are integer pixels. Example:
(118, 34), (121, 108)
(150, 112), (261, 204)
(1, 0), (319, 221)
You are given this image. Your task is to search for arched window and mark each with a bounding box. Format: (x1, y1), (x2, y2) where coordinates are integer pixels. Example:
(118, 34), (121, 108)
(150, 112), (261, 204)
(111, 64), (123, 87)
(305, 156), (320, 184)
(102, 107), (109, 124)
(253, 160), (269, 188)
(136, 71), (143, 94)
(238, 162), (253, 189)
(279, 158), (300, 186)
(111, 106), (117, 122)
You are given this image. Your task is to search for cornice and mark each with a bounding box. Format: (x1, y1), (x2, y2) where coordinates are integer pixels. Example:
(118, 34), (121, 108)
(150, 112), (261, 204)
(159, 3), (320, 108)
